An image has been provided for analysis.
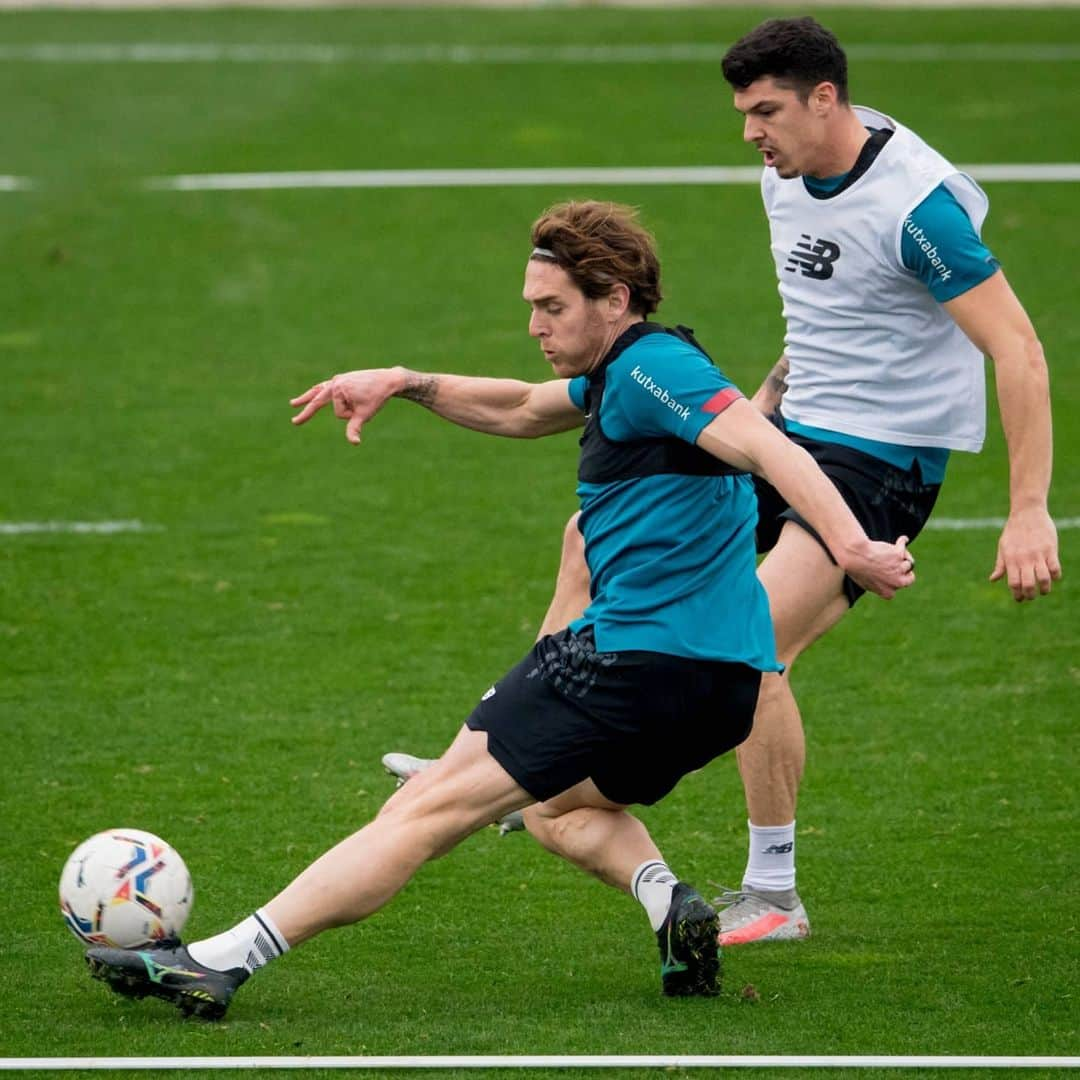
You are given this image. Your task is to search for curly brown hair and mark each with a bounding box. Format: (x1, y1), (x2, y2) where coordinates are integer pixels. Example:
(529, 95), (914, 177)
(530, 201), (662, 317)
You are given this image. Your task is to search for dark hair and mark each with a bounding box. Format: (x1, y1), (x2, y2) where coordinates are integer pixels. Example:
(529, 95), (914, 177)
(721, 17), (849, 104)
(530, 200), (662, 317)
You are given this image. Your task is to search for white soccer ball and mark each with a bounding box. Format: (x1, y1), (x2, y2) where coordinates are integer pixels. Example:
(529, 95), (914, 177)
(59, 828), (193, 948)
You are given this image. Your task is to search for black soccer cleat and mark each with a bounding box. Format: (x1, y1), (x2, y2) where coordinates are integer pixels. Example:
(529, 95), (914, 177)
(86, 942), (248, 1021)
(656, 882), (722, 997)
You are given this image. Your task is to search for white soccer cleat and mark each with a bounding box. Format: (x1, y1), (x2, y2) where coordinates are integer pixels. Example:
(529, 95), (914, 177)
(714, 887), (811, 946)
(381, 752), (525, 836)
(381, 752), (437, 788)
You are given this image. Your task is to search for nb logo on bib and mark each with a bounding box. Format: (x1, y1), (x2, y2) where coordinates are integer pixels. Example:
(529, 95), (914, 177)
(785, 234), (841, 280)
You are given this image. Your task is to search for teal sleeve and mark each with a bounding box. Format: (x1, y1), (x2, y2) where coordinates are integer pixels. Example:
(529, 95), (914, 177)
(602, 336), (744, 443)
(567, 376), (588, 412)
(901, 183), (1000, 302)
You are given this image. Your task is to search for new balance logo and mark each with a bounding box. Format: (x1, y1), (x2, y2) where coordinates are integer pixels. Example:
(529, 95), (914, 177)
(762, 842), (794, 854)
(784, 234), (841, 279)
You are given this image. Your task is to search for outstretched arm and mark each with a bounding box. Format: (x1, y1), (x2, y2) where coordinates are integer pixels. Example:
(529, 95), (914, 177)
(696, 399), (914, 599)
(943, 270), (1061, 601)
(291, 367), (584, 444)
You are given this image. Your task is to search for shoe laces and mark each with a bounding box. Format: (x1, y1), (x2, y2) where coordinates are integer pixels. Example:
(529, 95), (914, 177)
(708, 883), (752, 908)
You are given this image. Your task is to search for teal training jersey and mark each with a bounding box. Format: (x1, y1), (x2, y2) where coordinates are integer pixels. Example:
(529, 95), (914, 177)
(900, 183), (1000, 302)
(566, 330), (781, 671)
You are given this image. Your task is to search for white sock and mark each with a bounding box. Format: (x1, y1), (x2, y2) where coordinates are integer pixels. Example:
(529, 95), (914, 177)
(631, 859), (678, 932)
(187, 908), (290, 975)
(742, 820), (797, 892)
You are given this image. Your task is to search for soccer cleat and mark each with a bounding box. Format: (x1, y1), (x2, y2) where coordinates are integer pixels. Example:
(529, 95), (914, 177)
(86, 941), (248, 1020)
(381, 752), (437, 788)
(656, 883), (721, 997)
(496, 810), (525, 836)
(382, 752), (525, 835)
(714, 886), (811, 946)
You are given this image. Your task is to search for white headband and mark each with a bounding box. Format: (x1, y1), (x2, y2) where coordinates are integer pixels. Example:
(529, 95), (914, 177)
(530, 247), (557, 260)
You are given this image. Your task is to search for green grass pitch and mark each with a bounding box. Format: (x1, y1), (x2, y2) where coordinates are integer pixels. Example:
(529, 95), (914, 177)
(0, 5), (1077, 1072)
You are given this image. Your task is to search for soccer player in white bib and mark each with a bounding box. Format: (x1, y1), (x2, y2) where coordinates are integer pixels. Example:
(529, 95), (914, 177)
(383, 17), (1061, 947)
(704, 15), (1060, 945)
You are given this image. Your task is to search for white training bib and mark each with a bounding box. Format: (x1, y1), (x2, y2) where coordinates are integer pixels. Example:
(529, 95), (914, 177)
(763, 106), (989, 452)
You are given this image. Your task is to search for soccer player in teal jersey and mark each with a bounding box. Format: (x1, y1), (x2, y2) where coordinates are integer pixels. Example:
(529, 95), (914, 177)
(84, 202), (913, 1019)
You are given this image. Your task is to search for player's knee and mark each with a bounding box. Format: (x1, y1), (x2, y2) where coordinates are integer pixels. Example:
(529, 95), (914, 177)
(523, 803), (552, 835)
(767, 588), (850, 662)
(753, 669), (793, 712)
(522, 803), (564, 851)
(525, 802), (597, 855)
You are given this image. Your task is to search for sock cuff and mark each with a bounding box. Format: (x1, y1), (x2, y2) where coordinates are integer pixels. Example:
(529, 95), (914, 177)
(253, 908), (290, 957)
(630, 859), (673, 900)
(748, 820), (795, 838)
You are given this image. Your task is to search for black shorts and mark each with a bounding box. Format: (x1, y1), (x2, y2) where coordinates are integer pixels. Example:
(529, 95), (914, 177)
(466, 626), (760, 806)
(753, 419), (941, 606)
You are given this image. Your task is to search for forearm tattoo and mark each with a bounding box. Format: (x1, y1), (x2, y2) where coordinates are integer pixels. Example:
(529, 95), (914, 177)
(768, 356), (790, 402)
(397, 373), (439, 409)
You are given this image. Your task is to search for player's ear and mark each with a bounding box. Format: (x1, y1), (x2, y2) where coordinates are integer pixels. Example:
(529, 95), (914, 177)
(606, 282), (631, 321)
(811, 81), (838, 115)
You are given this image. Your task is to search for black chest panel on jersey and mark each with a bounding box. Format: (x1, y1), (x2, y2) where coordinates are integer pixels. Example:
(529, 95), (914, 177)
(577, 322), (745, 486)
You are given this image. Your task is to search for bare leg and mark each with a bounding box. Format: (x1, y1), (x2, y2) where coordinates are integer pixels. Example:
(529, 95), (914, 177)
(736, 522), (849, 826)
(264, 726), (531, 946)
(536, 512), (590, 639)
(739, 671), (806, 827)
(525, 781), (658, 892)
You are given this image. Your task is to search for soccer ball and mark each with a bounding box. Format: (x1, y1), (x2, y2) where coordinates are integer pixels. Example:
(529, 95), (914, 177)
(59, 828), (193, 948)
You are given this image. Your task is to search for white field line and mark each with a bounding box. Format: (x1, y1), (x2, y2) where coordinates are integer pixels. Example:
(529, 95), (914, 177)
(0, 519), (1075, 537)
(3, 42), (1080, 64)
(6, 164), (1077, 195)
(2, 1055), (1078, 1071)
(144, 164), (1080, 192)
(926, 516), (1080, 530)
(970, 163), (1080, 181)
(148, 166), (761, 190)
(0, 521), (160, 535)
